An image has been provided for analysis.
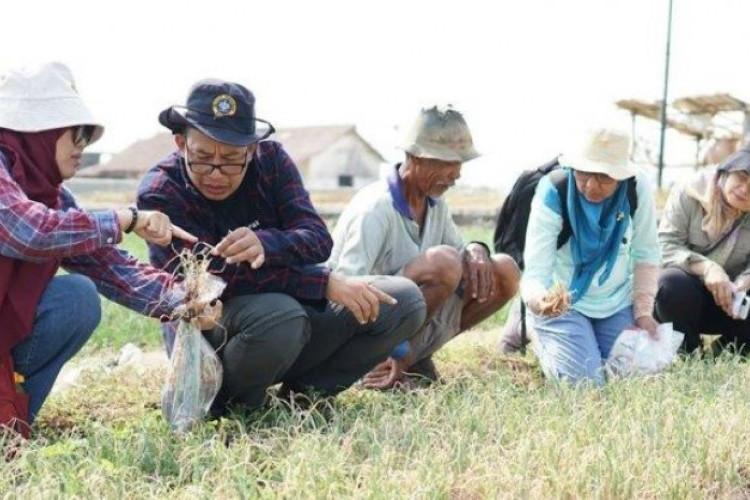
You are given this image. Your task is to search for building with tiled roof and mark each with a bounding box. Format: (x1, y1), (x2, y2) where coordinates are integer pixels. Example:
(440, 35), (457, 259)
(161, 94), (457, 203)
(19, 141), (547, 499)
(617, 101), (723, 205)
(79, 125), (385, 189)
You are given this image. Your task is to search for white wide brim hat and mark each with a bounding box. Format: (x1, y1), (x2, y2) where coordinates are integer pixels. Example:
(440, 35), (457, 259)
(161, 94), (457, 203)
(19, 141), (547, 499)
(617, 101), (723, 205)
(558, 127), (636, 181)
(0, 62), (104, 144)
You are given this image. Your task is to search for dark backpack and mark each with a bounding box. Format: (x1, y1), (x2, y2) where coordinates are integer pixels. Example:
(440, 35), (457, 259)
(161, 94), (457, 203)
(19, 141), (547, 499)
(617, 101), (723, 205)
(493, 157), (637, 270)
(492, 157), (638, 354)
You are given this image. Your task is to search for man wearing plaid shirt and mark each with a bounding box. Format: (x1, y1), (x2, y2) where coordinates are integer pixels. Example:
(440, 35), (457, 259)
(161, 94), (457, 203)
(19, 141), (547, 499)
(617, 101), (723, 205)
(138, 79), (425, 414)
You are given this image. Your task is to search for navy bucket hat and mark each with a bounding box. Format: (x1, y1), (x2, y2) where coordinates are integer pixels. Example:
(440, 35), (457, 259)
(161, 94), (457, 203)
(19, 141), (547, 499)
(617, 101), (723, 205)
(159, 79), (274, 147)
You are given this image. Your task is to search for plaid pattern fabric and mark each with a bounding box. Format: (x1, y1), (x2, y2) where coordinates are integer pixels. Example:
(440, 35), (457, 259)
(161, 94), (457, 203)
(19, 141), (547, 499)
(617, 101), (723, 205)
(0, 150), (180, 318)
(137, 140), (332, 302)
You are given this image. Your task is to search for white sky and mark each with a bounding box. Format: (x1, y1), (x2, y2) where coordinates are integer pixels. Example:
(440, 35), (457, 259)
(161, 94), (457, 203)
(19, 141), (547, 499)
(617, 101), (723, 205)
(2, 0), (748, 190)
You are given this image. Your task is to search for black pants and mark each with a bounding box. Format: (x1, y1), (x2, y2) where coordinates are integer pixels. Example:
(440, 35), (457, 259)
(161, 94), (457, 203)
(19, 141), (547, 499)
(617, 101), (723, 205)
(654, 268), (750, 353)
(206, 276), (426, 408)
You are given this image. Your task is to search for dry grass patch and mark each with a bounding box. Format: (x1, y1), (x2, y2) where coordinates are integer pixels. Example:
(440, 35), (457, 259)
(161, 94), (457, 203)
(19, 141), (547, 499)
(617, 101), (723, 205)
(38, 361), (166, 438)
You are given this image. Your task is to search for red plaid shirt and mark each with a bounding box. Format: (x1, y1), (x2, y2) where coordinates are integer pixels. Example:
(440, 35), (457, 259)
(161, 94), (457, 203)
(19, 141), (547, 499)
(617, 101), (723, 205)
(0, 149), (181, 319)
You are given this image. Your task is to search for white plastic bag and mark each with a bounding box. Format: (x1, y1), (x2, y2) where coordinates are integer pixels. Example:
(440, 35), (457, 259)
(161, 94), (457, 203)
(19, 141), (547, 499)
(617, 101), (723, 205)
(162, 273), (226, 432)
(162, 320), (223, 432)
(606, 323), (684, 378)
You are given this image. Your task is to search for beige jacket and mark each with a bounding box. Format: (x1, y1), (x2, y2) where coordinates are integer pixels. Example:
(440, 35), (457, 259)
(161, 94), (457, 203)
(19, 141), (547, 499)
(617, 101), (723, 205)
(659, 169), (750, 280)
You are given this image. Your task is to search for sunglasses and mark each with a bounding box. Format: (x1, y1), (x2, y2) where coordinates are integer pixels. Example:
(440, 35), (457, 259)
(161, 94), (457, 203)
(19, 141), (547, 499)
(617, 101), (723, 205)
(72, 125), (94, 148)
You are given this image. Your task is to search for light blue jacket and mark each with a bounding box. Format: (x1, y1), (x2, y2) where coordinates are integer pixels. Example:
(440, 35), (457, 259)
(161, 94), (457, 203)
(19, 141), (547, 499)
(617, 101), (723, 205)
(520, 169), (660, 318)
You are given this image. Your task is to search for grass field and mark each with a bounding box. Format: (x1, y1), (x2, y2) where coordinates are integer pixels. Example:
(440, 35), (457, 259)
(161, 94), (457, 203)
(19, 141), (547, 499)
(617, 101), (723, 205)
(3, 230), (750, 498)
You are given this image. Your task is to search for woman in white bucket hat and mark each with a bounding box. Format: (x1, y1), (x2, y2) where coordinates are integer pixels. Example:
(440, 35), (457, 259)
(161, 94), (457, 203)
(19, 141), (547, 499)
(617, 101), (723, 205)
(520, 127), (661, 387)
(0, 62), (216, 436)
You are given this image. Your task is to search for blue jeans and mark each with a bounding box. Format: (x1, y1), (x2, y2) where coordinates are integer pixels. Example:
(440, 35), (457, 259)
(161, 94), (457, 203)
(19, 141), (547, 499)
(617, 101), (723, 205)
(11, 274), (101, 423)
(530, 305), (634, 387)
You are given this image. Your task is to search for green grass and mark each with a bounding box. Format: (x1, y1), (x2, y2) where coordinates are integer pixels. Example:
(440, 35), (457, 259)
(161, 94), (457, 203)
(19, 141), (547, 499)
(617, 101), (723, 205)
(10, 342), (750, 498)
(5, 228), (750, 498)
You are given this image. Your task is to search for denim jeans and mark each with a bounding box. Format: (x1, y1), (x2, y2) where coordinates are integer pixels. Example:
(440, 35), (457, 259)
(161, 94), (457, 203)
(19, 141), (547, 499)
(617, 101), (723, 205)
(530, 305), (634, 387)
(11, 274), (101, 423)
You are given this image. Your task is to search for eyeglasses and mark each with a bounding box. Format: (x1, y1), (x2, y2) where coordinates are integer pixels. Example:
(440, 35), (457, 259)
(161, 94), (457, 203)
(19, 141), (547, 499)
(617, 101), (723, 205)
(573, 170), (618, 187)
(183, 147), (249, 176)
(72, 125), (94, 148)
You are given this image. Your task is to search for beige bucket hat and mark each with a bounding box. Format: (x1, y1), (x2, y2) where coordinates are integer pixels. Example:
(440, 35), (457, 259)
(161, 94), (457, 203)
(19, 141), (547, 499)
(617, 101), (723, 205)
(559, 127), (636, 180)
(0, 62), (104, 144)
(401, 105), (480, 163)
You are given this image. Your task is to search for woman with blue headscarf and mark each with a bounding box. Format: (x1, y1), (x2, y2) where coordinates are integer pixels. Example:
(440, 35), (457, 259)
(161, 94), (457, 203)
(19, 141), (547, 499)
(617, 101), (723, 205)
(520, 127), (661, 387)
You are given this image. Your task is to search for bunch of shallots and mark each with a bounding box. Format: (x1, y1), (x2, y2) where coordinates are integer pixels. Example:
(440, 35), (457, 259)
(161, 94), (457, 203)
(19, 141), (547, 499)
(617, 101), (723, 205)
(543, 282), (571, 317)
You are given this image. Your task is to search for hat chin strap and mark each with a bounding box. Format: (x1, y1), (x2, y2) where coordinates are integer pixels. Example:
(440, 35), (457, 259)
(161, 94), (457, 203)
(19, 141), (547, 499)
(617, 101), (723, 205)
(254, 118), (276, 141)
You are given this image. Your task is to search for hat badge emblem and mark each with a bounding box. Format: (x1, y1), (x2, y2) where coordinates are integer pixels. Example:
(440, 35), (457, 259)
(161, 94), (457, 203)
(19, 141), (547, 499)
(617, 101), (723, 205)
(212, 94), (237, 118)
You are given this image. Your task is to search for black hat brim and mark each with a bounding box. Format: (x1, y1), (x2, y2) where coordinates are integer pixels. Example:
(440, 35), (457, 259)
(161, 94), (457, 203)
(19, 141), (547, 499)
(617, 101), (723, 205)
(158, 106), (274, 147)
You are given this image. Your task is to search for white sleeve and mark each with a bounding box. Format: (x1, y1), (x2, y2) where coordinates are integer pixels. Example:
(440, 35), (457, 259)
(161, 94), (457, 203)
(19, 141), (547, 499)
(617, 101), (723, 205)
(520, 176), (563, 305)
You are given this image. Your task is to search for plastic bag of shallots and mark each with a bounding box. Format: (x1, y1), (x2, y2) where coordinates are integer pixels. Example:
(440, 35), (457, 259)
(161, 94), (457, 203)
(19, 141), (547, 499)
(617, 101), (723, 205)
(162, 274), (225, 432)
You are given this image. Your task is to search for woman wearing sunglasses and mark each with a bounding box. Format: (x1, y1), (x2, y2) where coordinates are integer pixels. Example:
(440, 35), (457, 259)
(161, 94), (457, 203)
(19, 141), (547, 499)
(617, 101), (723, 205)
(520, 127), (661, 387)
(0, 62), (215, 435)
